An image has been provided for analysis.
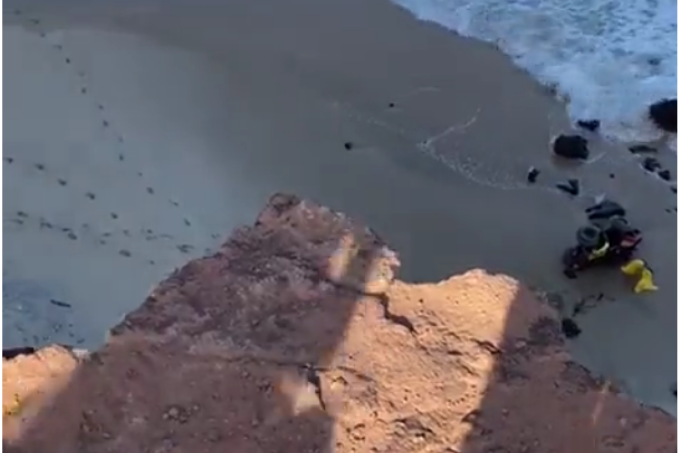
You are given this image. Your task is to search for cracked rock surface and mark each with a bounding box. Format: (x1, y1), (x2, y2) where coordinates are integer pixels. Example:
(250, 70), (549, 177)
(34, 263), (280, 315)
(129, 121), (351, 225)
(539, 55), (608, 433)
(3, 193), (676, 452)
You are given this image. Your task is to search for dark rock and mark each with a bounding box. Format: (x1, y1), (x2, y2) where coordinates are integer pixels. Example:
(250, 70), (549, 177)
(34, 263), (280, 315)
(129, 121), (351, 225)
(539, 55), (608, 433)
(388, 102), (396, 108)
(527, 167), (540, 184)
(561, 318), (582, 339)
(671, 185), (677, 194)
(642, 157), (661, 172)
(568, 179), (580, 194)
(50, 299), (72, 308)
(576, 120), (600, 132)
(609, 173), (615, 179)
(628, 144), (657, 154)
(3, 347), (37, 360)
(556, 179), (580, 196)
(553, 135), (589, 160)
(586, 200), (626, 220)
(658, 169), (672, 181)
(344, 142), (354, 151)
(649, 98), (676, 133)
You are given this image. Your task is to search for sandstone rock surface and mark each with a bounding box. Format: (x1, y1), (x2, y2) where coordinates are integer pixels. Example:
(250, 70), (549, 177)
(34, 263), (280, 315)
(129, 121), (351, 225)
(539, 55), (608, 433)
(3, 194), (676, 453)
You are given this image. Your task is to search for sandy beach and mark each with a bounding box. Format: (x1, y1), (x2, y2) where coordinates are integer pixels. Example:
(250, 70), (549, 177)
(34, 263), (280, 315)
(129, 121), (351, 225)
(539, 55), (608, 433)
(3, 0), (677, 415)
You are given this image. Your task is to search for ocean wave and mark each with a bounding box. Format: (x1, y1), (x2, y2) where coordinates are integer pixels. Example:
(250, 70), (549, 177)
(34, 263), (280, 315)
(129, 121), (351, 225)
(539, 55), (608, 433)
(392, 0), (677, 145)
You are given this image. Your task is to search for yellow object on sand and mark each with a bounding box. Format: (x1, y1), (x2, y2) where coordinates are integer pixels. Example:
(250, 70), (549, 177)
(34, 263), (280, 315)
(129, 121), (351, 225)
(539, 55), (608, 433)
(621, 259), (658, 293)
(634, 268), (658, 293)
(621, 259), (646, 275)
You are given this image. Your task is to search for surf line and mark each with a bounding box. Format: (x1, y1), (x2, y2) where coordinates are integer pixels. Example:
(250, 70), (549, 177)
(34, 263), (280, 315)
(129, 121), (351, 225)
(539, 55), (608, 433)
(419, 107), (481, 148)
(331, 100), (539, 192)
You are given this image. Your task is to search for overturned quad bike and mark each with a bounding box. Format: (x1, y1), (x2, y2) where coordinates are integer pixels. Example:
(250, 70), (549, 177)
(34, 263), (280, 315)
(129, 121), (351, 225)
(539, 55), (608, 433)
(562, 201), (642, 279)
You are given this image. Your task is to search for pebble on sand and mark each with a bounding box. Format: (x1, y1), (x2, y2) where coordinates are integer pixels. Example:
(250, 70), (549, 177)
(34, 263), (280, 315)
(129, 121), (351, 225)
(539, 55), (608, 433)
(586, 200), (626, 220)
(50, 299), (72, 308)
(629, 144), (657, 154)
(642, 157), (661, 172)
(526, 167), (540, 184)
(556, 179), (580, 196)
(561, 318), (582, 339)
(576, 119), (600, 132)
(553, 134), (589, 160)
(658, 169), (672, 181)
(649, 98), (677, 133)
(344, 142), (354, 151)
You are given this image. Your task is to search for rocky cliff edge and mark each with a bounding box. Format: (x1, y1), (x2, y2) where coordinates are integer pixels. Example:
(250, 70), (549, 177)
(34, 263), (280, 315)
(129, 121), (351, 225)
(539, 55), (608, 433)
(3, 193), (676, 452)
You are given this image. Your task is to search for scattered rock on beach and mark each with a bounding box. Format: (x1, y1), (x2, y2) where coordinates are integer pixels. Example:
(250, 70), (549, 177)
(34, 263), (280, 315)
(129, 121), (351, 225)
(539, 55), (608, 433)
(642, 157), (661, 172)
(629, 144), (657, 154)
(343, 141), (354, 151)
(586, 200), (626, 220)
(576, 119), (600, 132)
(49, 299), (72, 309)
(553, 135), (589, 160)
(3, 347), (37, 360)
(649, 98), (677, 133)
(658, 169), (672, 181)
(527, 167), (540, 184)
(561, 318), (582, 339)
(556, 179), (580, 196)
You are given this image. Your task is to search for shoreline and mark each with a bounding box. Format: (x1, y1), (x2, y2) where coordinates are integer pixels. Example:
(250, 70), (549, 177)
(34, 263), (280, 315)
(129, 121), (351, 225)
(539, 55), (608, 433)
(387, 0), (678, 148)
(3, 0), (676, 415)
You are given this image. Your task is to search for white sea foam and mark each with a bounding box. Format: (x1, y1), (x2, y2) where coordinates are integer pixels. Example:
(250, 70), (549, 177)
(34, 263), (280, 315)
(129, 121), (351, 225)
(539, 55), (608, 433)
(392, 0), (677, 145)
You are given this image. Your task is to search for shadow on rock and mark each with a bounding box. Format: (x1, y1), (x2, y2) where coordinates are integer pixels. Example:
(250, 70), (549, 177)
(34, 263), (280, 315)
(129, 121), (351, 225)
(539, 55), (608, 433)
(3, 194), (675, 453)
(3, 193), (399, 452)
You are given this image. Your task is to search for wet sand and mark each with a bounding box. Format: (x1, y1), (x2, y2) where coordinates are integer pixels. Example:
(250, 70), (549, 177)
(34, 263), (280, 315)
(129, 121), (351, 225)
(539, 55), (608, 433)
(3, 0), (676, 414)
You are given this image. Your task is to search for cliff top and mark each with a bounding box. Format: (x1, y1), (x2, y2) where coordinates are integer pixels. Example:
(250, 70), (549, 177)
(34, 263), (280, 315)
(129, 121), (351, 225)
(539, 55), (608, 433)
(3, 194), (675, 453)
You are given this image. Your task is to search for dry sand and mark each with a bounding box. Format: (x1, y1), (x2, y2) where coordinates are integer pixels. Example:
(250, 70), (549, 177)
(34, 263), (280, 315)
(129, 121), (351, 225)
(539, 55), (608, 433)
(3, 0), (677, 415)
